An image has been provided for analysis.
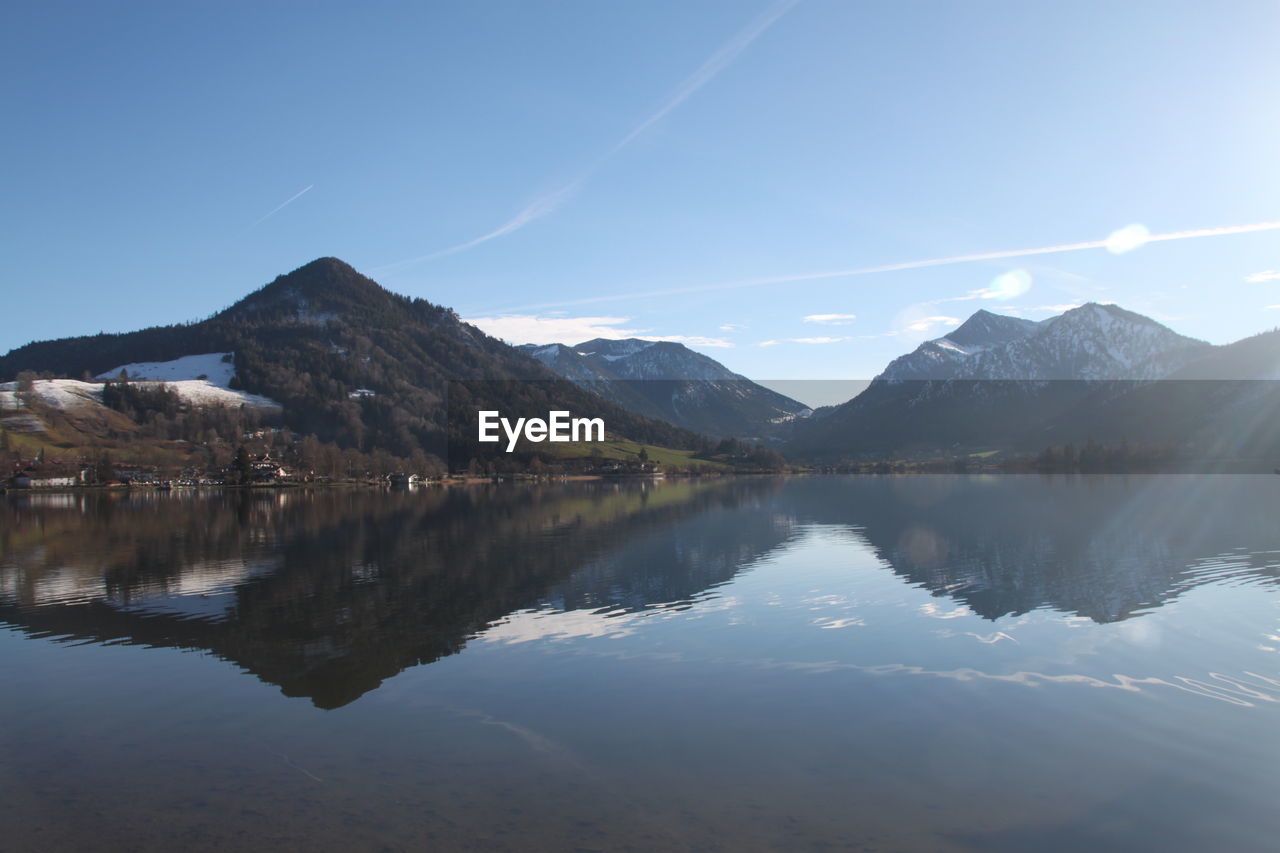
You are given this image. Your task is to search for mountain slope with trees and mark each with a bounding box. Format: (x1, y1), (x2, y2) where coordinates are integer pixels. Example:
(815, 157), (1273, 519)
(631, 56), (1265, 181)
(0, 258), (710, 469)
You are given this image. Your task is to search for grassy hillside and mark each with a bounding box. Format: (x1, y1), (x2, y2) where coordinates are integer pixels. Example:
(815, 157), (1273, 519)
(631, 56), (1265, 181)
(539, 438), (735, 470)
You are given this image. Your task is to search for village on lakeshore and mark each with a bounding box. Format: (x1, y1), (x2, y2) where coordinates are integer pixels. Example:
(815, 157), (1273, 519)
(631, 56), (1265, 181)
(0, 446), (678, 492)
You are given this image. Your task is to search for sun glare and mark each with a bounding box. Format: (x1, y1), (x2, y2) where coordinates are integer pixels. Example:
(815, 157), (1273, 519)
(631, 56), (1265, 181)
(984, 268), (1032, 299)
(1104, 223), (1151, 254)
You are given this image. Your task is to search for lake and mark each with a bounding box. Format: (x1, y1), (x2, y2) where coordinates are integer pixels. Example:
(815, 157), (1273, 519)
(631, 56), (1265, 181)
(2, 475), (1279, 851)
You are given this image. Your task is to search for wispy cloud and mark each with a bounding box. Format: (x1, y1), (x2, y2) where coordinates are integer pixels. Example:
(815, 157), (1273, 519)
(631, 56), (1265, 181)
(999, 303), (1083, 317)
(374, 0), (799, 272)
(463, 313), (732, 348)
(251, 184), (313, 227)
(803, 313), (857, 325)
(905, 315), (962, 333)
(465, 314), (636, 344)
(756, 336), (849, 346)
(719, 322), (747, 331)
(1266, 304), (1280, 310)
(505, 219), (1280, 312)
(1246, 270), (1280, 283)
(659, 335), (734, 348)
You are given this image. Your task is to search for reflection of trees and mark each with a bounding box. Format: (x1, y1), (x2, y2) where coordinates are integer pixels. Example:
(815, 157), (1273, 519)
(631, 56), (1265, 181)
(781, 475), (1280, 622)
(0, 479), (786, 708)
(6, 475), (1278, 708)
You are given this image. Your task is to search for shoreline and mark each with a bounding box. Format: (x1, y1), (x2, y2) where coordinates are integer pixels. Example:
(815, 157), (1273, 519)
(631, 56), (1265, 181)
(5, 466), (1279, 497)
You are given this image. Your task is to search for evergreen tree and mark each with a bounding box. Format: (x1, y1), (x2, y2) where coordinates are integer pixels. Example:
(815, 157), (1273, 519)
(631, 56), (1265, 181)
(94, 451), (116, 484)
(234, 445), (252, 485)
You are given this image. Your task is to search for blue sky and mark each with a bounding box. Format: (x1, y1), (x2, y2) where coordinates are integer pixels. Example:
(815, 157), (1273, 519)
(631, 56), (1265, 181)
(4, 0), (1278, 398)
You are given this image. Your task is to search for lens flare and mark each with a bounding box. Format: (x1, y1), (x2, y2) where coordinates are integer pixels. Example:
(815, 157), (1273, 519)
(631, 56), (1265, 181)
(984, 268), (1032, 299)
(1104, 223), (1151, 254)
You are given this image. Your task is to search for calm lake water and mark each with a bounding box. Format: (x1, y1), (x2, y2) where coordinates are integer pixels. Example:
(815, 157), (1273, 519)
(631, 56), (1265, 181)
(3, 476), (1280, 852)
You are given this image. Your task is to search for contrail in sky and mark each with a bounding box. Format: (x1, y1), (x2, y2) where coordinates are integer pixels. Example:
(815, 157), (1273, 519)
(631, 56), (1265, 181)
(372, 0), (800, 273)
(497, 219), (1280, 312)
(252, 184), (314, 227)
(377, 184), (577, 267)
(599, 0), (800, 160)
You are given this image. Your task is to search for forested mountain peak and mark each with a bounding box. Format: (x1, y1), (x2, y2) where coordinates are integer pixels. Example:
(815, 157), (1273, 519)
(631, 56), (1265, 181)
(0, 258), (708, 464)
(222, 257), (431, 326)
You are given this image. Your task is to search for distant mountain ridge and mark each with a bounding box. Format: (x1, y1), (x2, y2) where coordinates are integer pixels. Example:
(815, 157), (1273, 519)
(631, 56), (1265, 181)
(519, 337), (809, 438)
(880, 304), (1209, 382)
(787, 303), (1280, 466)
(878, 310), (1040, 381)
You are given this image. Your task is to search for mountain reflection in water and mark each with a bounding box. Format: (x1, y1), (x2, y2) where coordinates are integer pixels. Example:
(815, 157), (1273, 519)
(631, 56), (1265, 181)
(3, 476), (1278, 709)
(5, 476), (1280, 852)
(0, 481), (792, 707)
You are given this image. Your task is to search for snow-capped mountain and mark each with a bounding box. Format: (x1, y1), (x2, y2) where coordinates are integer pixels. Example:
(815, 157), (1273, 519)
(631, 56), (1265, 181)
(880, 304), (1209, 382)
(520, 338), (809, 438)
(571, 338), (744, 381)
(879, 310), (1040, 381)
(786, 302), (1280, 463)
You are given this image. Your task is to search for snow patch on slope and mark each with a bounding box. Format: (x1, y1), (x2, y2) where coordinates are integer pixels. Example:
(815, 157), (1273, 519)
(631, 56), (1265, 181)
(1, 375), (278, 412)
(94, 353), (281, 409)
(0, 379), (104, 410)
(154, 381), (280, 409)
(98, 353), (236, 386)
(934, 339), (973, 355)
